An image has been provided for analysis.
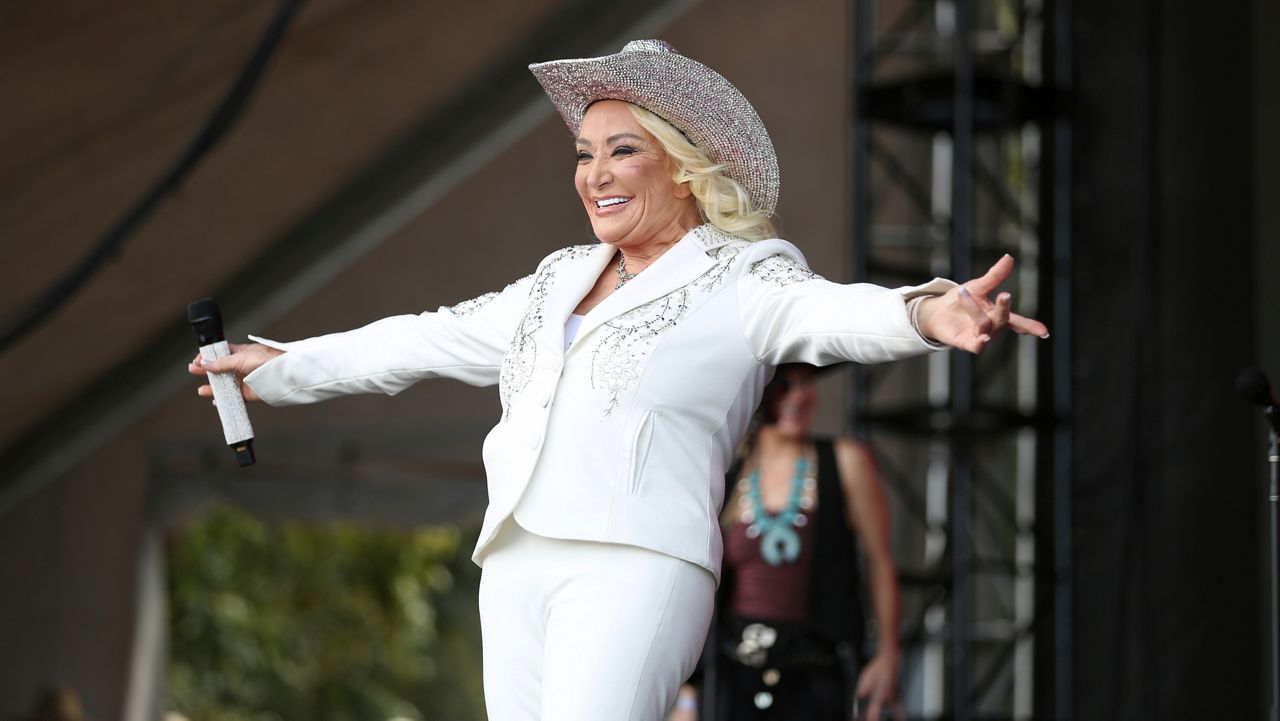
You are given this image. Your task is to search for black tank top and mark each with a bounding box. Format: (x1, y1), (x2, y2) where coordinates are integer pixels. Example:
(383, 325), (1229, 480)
(720, 438), (868, 649)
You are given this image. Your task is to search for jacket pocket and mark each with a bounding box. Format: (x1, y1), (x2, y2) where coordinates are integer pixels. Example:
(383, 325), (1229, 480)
(622, 409), (657, 497)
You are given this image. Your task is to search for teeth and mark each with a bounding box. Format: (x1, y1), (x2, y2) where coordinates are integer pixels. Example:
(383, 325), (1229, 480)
(596, 197), (630, 208)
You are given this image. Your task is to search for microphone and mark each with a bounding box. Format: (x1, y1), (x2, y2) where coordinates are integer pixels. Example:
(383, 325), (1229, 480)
(188, 298), (256, 466)
(1237, 366), (1280, 435)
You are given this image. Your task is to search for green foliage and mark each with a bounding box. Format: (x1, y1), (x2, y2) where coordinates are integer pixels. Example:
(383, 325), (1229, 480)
(166, 504), (485, 721)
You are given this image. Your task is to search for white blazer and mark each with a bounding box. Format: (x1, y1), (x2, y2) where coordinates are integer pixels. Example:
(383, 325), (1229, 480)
(244, 224), (953, 581)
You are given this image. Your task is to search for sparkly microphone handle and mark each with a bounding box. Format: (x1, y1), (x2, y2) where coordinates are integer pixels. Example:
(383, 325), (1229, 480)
(199, 341), (255, 443)
(188, 298), (256, 466)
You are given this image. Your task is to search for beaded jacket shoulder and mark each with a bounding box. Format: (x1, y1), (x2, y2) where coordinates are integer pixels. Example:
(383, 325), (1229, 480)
(736, 238), (825, 288)
(539, 242), (600, 270)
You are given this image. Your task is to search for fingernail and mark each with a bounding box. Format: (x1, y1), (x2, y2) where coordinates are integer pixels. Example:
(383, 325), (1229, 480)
(1040, 333), (1051, 339)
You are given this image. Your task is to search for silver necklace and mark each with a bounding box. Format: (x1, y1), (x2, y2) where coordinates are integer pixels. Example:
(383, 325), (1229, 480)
(615, 254), (639, 290)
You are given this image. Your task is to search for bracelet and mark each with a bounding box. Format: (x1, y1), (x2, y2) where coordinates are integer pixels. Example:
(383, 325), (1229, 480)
(907, 296), (947, 349)
(675, 696), (698, 711)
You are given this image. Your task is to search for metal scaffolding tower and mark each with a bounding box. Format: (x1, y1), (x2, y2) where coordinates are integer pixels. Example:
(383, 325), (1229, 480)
(850, 0), (1071, 719)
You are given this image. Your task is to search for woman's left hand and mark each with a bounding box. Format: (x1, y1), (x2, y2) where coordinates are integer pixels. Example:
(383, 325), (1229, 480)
(855, 649), (900, 721)
(916, 254), (1049, 354)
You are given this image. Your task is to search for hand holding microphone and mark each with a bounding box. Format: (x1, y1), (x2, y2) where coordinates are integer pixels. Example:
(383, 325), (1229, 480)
(188, 343), (280, 402)
(187, 298), (282, 466)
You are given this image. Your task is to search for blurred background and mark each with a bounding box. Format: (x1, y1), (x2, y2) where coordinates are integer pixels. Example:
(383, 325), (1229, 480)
(0, 0), (1274, 719)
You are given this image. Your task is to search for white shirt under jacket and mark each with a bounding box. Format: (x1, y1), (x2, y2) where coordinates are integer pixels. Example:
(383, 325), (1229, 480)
(243, 224), (954, 582)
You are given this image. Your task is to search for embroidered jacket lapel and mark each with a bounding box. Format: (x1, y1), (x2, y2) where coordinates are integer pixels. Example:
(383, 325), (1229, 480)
(571, 227), (727, 353)
(539, 242), (615, 354)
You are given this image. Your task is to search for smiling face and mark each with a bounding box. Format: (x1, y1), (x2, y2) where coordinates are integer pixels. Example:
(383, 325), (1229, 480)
(574, 100), (700, 249)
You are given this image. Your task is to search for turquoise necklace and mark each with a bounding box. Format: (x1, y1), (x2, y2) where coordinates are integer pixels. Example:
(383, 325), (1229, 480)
(739, 454), (815, 566)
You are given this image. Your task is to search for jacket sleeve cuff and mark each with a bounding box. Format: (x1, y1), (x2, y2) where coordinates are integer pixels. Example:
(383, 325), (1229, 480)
(899, 278), (955, 350)
(247, 333), (292, 352)
(898, 277), (957, 300)
(242, 337), (293, 406)
(242, 333), (321, 406)
(905, 297), (949, 350)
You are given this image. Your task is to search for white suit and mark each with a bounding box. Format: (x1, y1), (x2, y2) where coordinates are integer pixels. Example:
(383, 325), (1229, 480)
(243, 223), (951, 720)
(245, 223), (950, 579)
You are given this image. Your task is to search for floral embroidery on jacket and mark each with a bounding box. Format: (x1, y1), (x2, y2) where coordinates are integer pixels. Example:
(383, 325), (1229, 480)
(589, 242), (745, 415)
(499, 245), (596, 414)
(749, 254), (823, 286)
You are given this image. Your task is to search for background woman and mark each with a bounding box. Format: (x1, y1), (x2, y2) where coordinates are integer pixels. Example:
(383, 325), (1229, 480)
(190, 40), (1046, 721)
(675, 364), (902, 721)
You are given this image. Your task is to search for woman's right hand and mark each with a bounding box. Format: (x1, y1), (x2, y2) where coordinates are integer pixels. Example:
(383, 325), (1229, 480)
(914, 254), (1049, 353)
(188, 343), (283, 402)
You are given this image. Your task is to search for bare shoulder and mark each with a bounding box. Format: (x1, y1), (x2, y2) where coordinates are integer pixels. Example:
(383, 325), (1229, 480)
(832, 437), (883, 493)
(833, 437), (876, 473)
(831, 437), (890, 532)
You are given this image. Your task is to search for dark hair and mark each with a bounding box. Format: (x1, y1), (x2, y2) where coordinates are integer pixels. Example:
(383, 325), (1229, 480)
(758, 363), (817, 425)
(727, 364), (821, 488)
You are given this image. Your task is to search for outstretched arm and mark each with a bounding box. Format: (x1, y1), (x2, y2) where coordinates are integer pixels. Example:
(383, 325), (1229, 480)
(184, 273), (536, 407)
(738, 242), (1047, 366)
(738, 245), (957, 366)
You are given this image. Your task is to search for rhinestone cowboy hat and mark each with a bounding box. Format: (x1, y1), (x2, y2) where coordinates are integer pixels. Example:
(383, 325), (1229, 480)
(529, 39), (780, 216)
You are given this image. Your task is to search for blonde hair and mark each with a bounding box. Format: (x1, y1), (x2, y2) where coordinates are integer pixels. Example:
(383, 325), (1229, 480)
(628, 104), (777, 242)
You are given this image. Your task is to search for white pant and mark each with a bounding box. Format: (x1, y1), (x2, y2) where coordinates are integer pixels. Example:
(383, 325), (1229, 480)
(478, 521), (715, 720)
